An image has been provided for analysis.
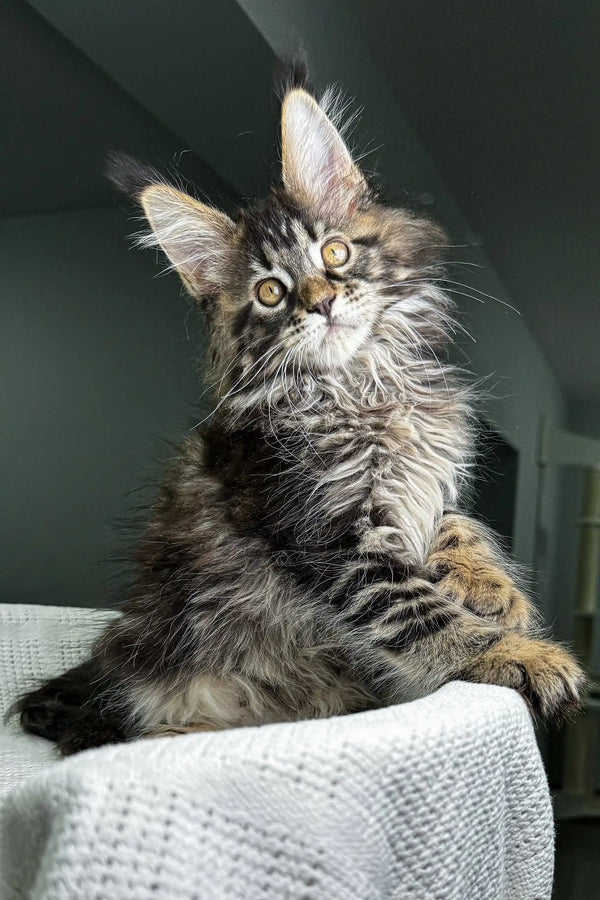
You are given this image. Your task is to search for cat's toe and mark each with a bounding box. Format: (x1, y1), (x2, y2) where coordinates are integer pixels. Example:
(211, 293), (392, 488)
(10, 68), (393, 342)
(461, 634), (586, 724)
(521, 643), (586, 723)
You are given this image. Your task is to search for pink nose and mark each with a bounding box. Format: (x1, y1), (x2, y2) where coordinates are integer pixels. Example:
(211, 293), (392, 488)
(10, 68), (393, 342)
(312, 294), (335, 318)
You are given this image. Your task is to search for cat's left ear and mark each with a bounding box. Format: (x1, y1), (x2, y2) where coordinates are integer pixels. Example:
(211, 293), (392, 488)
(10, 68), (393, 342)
(281, 88), (368, 217)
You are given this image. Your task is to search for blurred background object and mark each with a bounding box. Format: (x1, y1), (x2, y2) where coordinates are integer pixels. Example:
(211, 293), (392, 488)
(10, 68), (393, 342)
(1, 2), (598, 894)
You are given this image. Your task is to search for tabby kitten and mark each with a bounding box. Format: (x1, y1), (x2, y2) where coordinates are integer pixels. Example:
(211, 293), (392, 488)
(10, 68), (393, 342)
(16, 85), (583, 754)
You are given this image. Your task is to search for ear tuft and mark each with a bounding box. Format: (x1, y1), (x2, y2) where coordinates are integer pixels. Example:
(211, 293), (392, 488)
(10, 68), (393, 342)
(105, 151), (163, 201)
(106, 153), (234, 299)
(281, 88), (367, 217)
(274, 52), (311, 99)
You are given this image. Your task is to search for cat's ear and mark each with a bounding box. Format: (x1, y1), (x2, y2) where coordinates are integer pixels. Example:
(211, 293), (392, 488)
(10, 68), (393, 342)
(281, 88), (368, 216)
(139, 185), (235, 295)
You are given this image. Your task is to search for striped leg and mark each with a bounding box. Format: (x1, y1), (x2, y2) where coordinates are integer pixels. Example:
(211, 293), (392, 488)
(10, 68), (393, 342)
(332, 559), (503, 697)
(332, 556), (584, 723)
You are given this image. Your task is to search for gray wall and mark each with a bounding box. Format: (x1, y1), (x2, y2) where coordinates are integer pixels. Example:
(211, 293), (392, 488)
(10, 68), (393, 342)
(0, 207), (204, 607)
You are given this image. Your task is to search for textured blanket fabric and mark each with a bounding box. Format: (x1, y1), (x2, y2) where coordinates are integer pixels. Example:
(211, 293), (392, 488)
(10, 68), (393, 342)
(0, 604), (554, 899)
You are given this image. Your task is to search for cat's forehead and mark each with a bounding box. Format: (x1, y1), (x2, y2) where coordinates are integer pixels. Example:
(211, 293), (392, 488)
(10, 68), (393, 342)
(239, 195), (327, 273)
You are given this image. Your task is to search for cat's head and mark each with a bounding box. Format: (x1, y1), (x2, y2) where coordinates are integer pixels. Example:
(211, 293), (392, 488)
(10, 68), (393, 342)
(109, 87), (450, 399)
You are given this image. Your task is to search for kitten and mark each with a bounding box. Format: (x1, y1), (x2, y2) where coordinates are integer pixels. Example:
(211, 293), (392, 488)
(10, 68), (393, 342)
(15, 83), (583, 754)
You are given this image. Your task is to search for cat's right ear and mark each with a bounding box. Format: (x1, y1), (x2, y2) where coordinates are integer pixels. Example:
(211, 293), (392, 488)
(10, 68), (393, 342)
(139, 185), (235, 296)
(107, 153), (235, 297)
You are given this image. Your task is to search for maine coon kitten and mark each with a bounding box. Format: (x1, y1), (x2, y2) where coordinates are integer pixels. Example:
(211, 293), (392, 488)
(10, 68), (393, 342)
(15, 84), (583, 754)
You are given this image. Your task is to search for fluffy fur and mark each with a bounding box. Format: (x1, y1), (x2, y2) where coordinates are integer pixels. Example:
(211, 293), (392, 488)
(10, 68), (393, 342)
(14, 84), (583, 754)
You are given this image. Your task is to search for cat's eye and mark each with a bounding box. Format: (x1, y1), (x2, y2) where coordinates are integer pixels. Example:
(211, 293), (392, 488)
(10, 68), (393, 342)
(321, 239), (350, 268)
(256, 278), (286, 307)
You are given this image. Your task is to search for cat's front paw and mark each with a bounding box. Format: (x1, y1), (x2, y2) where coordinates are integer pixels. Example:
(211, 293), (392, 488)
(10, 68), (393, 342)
(461, 633), (585, 723)
(426, 514), (534, 630)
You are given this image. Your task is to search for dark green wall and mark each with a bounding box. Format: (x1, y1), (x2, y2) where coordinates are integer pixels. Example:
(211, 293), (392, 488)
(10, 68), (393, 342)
(0, 208), (207, 607)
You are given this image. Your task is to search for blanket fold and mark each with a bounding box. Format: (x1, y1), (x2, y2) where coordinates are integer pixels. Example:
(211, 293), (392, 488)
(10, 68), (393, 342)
(0, 604), (554, 899)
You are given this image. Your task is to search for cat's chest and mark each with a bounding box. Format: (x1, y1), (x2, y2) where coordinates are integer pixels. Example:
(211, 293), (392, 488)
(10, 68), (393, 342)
(265, 409), (442, 564)
(306, 412), (418, 507)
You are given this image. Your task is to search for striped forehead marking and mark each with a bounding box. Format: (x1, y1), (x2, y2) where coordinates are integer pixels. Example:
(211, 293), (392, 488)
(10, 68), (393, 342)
(245, 202), (320, 255)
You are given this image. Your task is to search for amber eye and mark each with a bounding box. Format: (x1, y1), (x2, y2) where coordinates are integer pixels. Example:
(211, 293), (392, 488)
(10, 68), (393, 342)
(321, 239), (350, 268)
(256, 278), (286, 307)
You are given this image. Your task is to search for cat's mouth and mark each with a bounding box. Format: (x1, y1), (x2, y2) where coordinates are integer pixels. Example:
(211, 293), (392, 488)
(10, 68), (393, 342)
(313, 315), (373, 368)
(297, 307), (372, 371)
(323, 320), (346, 336)
(320, 310), (357, 334)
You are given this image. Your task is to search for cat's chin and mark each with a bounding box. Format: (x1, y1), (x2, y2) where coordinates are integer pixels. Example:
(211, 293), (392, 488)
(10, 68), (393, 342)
(307, 319), (371, 372)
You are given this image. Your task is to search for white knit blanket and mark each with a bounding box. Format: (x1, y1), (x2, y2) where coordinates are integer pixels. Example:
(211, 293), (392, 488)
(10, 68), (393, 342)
(0, 603), (554, 899)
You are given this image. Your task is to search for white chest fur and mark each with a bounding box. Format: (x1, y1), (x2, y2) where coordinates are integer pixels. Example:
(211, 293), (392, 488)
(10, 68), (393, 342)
(270, 399), (465, 567)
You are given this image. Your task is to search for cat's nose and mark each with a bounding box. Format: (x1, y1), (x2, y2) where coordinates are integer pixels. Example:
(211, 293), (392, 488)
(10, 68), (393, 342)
(299, 276), (337, 317)
(314, 294), (335, 318)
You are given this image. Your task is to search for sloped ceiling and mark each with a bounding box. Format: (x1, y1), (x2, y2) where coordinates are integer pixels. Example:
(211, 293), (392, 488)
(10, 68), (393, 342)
(21, 0), (279, 200)
(0, 0), (234, 216)
(350, 0), (599, 406)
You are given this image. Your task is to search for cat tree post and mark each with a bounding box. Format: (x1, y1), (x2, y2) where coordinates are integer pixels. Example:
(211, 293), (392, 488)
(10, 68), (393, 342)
(538, 421), (600, 816)
(564, 467), (600, 799)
